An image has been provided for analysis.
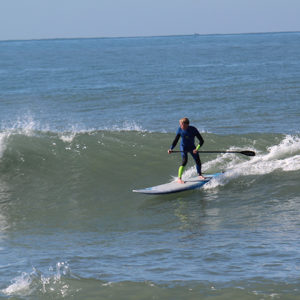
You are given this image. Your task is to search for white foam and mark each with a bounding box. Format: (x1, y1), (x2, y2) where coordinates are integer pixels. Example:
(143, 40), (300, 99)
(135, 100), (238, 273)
(0, 115), (44, 159)
(229, 135), (300, 176)
(263, 135), (300, 160)
(2, 272), (32, 296)
(108, 120), (146, 132)
(4, 114), (49, 136)
(2, 262), (71, 297)
(59, 131), (78, 143)
(0, 132), (10, 159)
(11, 116), (37, 136)
(182, 135), (300, 190)
(57, 121), (148, 143)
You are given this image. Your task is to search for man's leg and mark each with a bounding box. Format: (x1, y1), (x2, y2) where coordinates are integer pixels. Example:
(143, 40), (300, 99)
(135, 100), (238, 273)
(178, 153), (188, 183)
(191, 152), (205, 180)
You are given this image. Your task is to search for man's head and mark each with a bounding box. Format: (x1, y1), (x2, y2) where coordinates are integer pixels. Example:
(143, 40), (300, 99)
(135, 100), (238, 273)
(179, 117), (189, 130)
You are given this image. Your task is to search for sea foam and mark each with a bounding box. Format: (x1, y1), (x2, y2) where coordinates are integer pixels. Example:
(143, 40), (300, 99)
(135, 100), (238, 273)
(187, 134), (300, 190)
(2, 262), (72, 298)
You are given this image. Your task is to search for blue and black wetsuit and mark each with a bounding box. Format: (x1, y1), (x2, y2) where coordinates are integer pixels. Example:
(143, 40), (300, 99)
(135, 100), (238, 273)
(170, 126), (204, 177)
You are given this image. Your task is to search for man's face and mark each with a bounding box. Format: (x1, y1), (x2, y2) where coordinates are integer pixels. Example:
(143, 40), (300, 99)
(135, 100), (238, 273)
(180, 121), (189, 130)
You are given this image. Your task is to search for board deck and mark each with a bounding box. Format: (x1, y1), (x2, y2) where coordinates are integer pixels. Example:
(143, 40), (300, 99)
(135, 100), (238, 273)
(133, 173), (222, 195)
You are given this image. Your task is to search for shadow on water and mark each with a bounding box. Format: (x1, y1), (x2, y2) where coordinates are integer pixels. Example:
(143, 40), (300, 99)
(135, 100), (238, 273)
(135, 186), (226, 233)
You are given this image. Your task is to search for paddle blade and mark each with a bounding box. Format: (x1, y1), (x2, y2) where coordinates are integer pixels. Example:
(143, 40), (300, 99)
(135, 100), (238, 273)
(240, 150), (256, 156)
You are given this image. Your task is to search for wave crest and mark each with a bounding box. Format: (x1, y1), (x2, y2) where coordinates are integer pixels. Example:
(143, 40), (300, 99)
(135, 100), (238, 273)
(202, 135), (300, 189)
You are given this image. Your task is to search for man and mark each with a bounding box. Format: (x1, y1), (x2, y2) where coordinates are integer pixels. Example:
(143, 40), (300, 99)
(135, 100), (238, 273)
(168, 117), (205, 183)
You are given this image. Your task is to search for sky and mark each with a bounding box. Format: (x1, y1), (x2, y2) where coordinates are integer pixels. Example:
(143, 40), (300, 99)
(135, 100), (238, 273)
(0, 0), (300, 40)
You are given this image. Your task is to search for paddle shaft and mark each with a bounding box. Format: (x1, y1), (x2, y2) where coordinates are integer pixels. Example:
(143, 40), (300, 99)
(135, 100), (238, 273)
(171, 150), (255, 156)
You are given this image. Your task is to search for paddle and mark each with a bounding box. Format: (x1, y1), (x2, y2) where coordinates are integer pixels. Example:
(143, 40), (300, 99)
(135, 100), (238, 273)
(170, 150), (256, 156)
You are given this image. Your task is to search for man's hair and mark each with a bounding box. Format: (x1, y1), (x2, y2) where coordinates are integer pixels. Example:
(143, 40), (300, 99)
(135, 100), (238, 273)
(180, 117), (190, 125)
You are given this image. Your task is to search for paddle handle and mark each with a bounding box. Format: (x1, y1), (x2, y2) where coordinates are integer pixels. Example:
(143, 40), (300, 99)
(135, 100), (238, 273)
(170, 150), (255, 156)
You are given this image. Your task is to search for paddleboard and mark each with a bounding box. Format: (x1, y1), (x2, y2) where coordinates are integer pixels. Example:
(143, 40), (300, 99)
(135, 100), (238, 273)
(133, 173), (222, 195)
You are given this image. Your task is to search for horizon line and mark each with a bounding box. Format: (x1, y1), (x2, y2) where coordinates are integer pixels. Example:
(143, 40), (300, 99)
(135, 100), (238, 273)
(0, 30), (299, 43)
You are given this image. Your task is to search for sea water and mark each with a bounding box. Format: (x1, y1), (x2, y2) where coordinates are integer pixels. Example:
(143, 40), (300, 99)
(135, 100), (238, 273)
(0, 32), (300, 299)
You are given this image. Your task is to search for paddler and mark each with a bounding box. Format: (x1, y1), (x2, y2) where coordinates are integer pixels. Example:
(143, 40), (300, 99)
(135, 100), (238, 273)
(168, 117), (205, 183)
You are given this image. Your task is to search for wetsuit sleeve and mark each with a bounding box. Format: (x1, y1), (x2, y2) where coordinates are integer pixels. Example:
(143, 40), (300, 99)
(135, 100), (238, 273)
(195, 129), (204, 147)
(170, 134), (180, 150)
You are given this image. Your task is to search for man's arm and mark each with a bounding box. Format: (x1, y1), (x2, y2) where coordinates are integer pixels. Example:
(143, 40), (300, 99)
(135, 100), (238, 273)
(195, 130), (204, 148)
(168, 134), (180, 153)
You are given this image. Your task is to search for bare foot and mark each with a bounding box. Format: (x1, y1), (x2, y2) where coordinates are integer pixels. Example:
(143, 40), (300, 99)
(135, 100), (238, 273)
(199, 175), (206, 180)
(177, 178), (185, 184)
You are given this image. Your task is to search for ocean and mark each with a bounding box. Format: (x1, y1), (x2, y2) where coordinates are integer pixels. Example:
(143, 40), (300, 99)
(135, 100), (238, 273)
(0, 32), (300, 299)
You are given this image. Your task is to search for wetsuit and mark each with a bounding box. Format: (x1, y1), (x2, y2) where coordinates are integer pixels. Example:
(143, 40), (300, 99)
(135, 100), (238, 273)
(170, 126), (204, 177)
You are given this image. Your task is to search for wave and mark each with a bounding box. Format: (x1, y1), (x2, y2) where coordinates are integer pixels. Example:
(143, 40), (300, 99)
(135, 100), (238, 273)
(1, 129), (300, 186)
(0, 115), (148, 138)
(2, 261), (300, 299)
(1, 130), (300, 299)
(1, 262), (72, 298)
(0, 128), (299, 218)
(202, 134), (300, 189)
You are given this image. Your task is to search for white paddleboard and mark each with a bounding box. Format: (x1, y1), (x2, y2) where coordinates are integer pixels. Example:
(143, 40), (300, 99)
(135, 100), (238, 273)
(133, 173), (222, 195)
